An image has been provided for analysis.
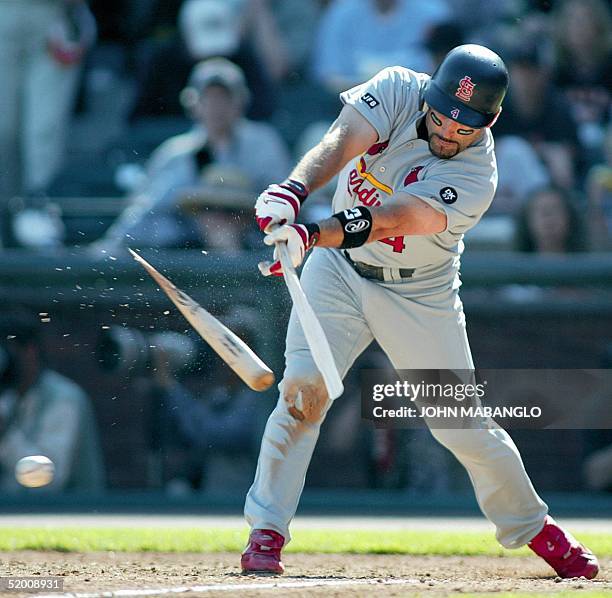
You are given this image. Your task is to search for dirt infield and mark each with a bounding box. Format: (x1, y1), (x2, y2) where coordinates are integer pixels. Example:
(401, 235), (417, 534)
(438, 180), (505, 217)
(0, 552), (610, 597)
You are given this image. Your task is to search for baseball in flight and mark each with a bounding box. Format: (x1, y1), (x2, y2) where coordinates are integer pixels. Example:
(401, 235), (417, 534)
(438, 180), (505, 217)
(15, 455), (55, 488)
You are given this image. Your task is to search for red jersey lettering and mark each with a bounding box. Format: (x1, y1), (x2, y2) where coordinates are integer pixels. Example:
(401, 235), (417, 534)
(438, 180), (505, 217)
(347, 168), (383, 207)
(378, 236), (406, 253)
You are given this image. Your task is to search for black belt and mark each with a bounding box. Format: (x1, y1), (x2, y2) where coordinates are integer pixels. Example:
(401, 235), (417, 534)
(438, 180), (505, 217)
(342, 250), (415, 281)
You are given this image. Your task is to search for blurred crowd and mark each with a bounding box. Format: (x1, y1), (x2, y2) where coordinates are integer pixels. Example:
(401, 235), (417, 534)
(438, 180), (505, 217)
(0, 312), (104, 493)
(3, 308), (612, 496)
(0, 0), (609, 254)
(0, 308), (454, 496)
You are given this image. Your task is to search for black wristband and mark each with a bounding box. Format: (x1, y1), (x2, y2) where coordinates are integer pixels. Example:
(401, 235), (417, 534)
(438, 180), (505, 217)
(332, 207), (373, 249)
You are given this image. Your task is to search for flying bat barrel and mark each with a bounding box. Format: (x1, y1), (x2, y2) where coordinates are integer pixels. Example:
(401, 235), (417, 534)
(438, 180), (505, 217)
(129, 249), (275, 392)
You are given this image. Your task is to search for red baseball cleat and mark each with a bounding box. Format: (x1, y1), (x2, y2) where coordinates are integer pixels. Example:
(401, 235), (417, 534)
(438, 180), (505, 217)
(528, 515), (599, 579)
(241, 529), (285, 574)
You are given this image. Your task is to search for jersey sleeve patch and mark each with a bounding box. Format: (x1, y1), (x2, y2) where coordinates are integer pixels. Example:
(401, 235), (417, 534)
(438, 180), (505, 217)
(403, 166), (424, 186)
(439, 187), (458, 204)
(361, 93), (380, 108)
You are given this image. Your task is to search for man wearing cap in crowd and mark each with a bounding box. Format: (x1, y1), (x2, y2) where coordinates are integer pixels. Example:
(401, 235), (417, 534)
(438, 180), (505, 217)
(131, 0), (289, 121)
(493, 34), (579, 192)
(93, 58), (291, 251)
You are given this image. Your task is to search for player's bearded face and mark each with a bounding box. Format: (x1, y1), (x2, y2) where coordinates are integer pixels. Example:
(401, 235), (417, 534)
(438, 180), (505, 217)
(426, 109), (483, 159)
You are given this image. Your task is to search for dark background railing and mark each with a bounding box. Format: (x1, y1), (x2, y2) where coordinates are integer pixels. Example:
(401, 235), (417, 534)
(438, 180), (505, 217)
(1, 249), (612, 505)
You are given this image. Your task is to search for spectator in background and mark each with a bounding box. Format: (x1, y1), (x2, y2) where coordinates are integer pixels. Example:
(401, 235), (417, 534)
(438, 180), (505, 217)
(447, 0), (521, 39)
(424, 22), (465, 70)
(312, 0), (450, 93)
(552, 0), (612, 169)
(490, 136), (551, 216)
(582, 344), (612, 492)
(88, 0), (184, 46)
(148, 307), (261, 493)
(586, 124), (612, 251)
(268, 0), (323, 76)
(131, 0), (290, 121)
(514, 186), (585, 254)
(494, 34), (580, 192)
(0, 0), (96, 247)
(0, 314), (105, 493)
(94, 58), (291, 251)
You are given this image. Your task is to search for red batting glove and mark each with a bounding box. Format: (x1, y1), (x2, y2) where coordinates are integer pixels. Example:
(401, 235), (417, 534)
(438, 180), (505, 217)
(254, 179), (309, 233)
(258, 223), (320, 277)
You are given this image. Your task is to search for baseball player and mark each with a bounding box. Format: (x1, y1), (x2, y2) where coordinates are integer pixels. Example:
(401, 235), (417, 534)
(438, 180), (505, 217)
(243, 45), (599, 579)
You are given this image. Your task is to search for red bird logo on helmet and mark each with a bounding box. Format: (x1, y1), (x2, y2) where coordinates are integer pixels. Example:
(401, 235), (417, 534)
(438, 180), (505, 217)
(455, 76), (476, 102)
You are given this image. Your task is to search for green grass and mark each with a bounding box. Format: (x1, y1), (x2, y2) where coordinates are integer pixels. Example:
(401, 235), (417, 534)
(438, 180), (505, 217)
(1, 527), (611, 557)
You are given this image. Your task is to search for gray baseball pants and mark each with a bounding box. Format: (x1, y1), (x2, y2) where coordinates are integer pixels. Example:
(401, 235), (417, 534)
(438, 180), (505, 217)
(244, 248), (547, 548)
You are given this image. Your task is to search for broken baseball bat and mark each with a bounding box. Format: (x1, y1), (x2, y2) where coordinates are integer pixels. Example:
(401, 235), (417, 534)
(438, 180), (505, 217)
(129, 249), (275, 392)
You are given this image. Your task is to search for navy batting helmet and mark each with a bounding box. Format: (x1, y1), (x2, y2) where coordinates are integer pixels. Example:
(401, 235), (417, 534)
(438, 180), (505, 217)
(424, 44), (509, 128)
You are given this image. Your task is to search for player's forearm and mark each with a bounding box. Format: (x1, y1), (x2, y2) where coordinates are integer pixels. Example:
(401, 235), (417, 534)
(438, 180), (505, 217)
(289, 106), (378, 193)
(313, 198), (447, 249)
(289, 125), (354, 192)
(314, 218), (344, 247)
(369, 195), (447, 237)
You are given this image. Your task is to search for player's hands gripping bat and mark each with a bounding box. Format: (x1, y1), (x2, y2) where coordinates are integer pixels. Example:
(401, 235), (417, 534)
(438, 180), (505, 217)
(259, 224), (318, 276)
(129, 249), (275, 392)
(259, 227), (343, 400)
(254, 179), (308, 233)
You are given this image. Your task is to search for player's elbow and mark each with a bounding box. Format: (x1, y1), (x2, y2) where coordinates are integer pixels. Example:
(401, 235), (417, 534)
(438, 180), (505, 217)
(371, 199), (447, 238)
(405, 196), (448, 234)
(423, 208), (447, 235)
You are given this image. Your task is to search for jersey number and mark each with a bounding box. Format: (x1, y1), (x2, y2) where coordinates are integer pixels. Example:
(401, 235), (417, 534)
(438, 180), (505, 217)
(378, 236), (405, 253)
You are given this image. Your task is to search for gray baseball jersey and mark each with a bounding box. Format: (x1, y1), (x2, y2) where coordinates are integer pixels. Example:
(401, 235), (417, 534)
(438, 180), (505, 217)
(335, 66), (497, 288)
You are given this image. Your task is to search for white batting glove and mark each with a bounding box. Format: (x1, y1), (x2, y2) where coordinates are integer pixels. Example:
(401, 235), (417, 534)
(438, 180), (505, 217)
(258, 224), (319, 276)
(255, 179), (309, 233)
